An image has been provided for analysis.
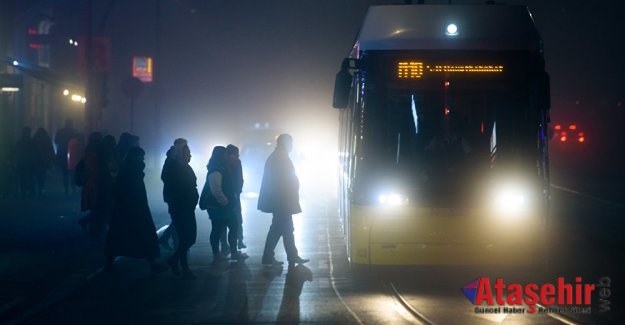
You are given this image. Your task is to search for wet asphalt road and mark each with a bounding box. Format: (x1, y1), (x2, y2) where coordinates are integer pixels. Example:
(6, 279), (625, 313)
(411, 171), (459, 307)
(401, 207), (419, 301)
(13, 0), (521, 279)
(1, 165), (623, 324)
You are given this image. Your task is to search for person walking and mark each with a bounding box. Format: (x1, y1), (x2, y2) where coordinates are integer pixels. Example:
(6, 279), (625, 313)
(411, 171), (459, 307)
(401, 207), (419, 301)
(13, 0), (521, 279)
(32, 127), (55, 196)
(227, 144), (246, 249)
(78, 132), (114, 237)
(258, 134), (308, 267)
(0, 132), (13, 199)
(66, 134), (84, 195)
(219, 144), (246, 253)
(159, 143), (180, 251)
(202, 146), (245, 264)
(54, 119), (78, 194)
(14, 127), (36, 197)
(161, 138), (199, 279)
(104, 146), (167, 274)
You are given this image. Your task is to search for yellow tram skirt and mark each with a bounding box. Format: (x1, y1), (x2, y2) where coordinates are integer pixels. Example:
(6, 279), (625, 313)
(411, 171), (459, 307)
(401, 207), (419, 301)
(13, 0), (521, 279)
(348, 205), (545, 266)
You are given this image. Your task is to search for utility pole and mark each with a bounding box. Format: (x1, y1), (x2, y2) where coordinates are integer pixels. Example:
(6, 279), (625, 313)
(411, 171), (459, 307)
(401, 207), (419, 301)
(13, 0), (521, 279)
(154, 0), (162, 147)
(85, 0), (95, 133)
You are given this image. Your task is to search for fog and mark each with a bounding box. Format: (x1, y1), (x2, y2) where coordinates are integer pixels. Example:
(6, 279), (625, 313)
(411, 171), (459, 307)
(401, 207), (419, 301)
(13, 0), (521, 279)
(45, 0), (624, 197)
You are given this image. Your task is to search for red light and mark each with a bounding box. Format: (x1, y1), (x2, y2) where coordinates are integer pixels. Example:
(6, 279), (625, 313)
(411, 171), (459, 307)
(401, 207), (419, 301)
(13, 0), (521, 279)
(444, 81), (450, 87)
(28, 27), (42, 49)
(578, 137), (585, 143)
(554, 124), (561, 130)
(568, 125), (577, 130)
(444, 107), (450, 115)
(480, 121), (484, 134)
(560, 136), (567, 142)
(578, 132), (584, 137)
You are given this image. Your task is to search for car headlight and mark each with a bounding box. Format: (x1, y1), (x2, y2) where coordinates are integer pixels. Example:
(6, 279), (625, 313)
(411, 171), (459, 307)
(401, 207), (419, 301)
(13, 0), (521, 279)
(377, 193), (409, 206)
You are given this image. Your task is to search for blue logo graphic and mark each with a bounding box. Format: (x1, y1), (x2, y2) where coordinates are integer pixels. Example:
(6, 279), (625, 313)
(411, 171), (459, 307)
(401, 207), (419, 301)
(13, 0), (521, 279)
(462, 278), (481, 304)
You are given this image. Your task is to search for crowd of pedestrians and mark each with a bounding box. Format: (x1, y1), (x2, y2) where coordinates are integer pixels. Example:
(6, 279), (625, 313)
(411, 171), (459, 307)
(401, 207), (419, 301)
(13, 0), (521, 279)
(1, 122), (309, 278)
(0, 119), (82, 199)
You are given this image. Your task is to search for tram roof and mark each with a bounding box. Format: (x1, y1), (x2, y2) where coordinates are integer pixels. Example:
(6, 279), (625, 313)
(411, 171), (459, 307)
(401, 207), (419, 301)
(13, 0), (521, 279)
(354, 4), (542, 53)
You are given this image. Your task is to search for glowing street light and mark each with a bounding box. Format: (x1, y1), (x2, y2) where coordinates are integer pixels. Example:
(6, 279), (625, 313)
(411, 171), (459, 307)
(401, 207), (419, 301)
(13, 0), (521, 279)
(445, 23), (459, 36)
(1, 87), (20, 92)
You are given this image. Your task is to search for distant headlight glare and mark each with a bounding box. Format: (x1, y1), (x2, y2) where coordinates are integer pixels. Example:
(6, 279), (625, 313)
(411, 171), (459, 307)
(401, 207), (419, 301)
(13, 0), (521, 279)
(378, 193), (409, 206)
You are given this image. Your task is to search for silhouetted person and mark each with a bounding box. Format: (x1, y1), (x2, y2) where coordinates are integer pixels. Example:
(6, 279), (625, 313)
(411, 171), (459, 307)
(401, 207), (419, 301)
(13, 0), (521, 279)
(220, 144), (246, 252)
(67, 134), (84, 194)
(32, 127), (55, 196)
(104, 146), (167, 274)
(0, 132), (12, 198)
(102, 134), (119, 180)
(14, 127), (36, 197)
(203, 146), (245, 264)
(258, 134), (309, 266)
(229, 144), (246, 249)
(161, 138), (198, 279)
(54, 119), (78, 194)
(78, 132), (114, 236)
(159, 142), (183, 251)
(116, 132), (140, 168)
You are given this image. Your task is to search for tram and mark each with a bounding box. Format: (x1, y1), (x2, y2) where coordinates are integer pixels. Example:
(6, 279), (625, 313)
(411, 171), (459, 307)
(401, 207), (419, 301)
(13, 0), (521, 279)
(332, 4), (550, 266)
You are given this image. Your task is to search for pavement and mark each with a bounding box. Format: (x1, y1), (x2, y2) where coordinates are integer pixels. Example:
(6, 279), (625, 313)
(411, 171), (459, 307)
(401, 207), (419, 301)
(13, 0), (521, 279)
(3, 174), (353, 324)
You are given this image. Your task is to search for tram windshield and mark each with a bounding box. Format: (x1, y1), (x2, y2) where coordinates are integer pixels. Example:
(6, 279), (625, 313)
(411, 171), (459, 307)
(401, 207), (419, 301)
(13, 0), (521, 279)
(357, 86), (535, 207)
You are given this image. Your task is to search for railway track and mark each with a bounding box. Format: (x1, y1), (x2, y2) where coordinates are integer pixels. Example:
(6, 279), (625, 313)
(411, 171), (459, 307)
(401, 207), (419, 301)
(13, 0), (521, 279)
(386, 280), (586, 325)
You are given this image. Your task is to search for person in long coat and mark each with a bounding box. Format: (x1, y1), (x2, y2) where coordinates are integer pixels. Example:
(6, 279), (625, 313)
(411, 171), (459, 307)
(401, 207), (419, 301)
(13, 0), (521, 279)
(161, 139), (199, 278)
(104, 146), (167, 273)
(258, 134), (308, 266)
(79, 132), (113, 236)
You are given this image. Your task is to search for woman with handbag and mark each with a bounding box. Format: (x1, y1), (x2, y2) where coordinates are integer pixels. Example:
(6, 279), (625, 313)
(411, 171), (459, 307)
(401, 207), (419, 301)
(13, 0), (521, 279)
(202, 146), (246, 264)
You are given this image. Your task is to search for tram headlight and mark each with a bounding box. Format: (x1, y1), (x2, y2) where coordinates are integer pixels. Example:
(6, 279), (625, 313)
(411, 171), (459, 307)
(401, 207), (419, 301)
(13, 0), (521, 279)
(491, 183), (532, 218)
(377, 193), (409, 206)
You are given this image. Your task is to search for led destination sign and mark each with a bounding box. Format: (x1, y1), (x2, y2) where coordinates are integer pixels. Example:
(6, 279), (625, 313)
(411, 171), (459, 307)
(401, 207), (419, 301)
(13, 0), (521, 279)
(397, 61), (504, 79)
